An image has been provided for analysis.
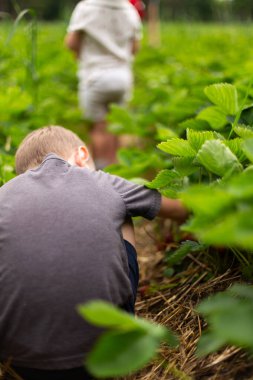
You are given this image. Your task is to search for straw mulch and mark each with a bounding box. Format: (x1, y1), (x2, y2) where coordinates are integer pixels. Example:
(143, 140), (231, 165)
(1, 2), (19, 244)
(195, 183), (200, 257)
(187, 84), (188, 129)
(120, 220), (253, 380)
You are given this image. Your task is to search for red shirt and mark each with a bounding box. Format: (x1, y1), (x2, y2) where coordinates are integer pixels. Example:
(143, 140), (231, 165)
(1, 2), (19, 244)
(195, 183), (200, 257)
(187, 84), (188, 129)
(129, 0), (145, 19)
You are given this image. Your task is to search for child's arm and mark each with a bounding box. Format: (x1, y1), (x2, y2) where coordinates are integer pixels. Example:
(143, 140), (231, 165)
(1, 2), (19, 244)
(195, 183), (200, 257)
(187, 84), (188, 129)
(132, 38), (140, 55)
(157, 196), (189, 223)
(65, 31), (83, 59)
(121, 217), (136, 248)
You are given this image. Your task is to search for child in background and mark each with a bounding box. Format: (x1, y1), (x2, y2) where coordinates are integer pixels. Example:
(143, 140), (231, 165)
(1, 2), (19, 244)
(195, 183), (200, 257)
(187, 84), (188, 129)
(65, 0), (142, 168)
(0, 126), (188, 380)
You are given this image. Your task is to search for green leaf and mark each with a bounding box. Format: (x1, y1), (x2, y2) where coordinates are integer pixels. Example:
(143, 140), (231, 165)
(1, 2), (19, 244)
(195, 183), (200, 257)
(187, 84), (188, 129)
(196, 140), (242, 177)
(107, 105), (135, 135)
(234, 125), (253, 139)
(146, 170), (185, 198)
(197, 209), (253, 250)
(106, 148), (162, 179)
(223, 138), (246, 162)
(147, 170), (181, 190)
(80, 302), (178, 378)
(196, 333), (226, 357)
(160, 188), (180, 198)
(228, 170), (253, 199)
(187, 129), (216, 151)
(158, 139), (196, 157)
(0, 87), (32, 121)
(129, 177), (148, 186)
(229, 284), (253, 301)
(179, 118), (210, 132)
(155, 124), (178, 141)
(197, 285), (253, 353)
(172, 157), (198, 176)
(85, 330), (163, 378)
(197, 106), (228, 130)
(78, 301), (177, 338)
(204, 83), (239, 115)
(242, 138), (253, 163)
(165, 240), (205, 266)
(181, 184), (233, 217)
(78, 301), (140, 330)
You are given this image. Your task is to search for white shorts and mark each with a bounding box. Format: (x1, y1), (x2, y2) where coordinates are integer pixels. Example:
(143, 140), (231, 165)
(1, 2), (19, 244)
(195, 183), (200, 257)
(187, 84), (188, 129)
(79, 68), (133, 122)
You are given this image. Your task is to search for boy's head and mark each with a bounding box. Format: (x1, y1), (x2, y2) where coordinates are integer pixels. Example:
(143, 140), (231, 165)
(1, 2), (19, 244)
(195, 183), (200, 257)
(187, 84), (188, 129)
(15, 126), (95, 174)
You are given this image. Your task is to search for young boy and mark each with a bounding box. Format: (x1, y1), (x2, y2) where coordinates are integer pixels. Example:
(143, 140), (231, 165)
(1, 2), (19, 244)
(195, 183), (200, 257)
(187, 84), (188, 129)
(0, 126), (188, 380)
(65, 0), (142, 167)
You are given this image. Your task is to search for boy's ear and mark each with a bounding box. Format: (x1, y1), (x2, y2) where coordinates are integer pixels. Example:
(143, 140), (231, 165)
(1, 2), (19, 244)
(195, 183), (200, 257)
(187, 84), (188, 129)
(74, 146), (90, 167)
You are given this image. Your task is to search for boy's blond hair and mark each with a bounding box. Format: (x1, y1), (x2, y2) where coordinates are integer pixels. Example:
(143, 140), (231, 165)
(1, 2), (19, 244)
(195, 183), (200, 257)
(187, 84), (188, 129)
(15, 126), (85, 174)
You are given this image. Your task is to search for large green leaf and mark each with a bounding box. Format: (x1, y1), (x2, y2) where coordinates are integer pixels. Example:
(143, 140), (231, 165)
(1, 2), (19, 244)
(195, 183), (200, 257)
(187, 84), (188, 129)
(78, 301), (140, 330)
(182, 169), (253, 249)
(197, 284), (253, 355)
(157, 139), (196, 157)
(79, 301), (178, 378)
(196, 209), (253, 249)
(196, 140), (242, 177)
(204, 83), (239, 115)
(197, 333), (226, 357)
(180, 184), (233, 217)
(197, 106), (227, 130)
(85, 330), (163, 378)
(227, 170), (253, 199)
(230, 283), (253, 301)
(187, 129), (216, 151)
(78, 301), (177, 339)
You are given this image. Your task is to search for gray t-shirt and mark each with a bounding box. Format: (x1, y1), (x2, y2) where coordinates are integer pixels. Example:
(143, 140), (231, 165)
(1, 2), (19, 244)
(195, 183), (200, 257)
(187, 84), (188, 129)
(0, 154), (161, 369)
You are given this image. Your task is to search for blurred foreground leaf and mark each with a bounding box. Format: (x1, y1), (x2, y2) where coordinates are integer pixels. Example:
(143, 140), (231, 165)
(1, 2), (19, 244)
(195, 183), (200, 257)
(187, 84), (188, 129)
(78, 301), (177, 378)
(197, 284), (253, 356)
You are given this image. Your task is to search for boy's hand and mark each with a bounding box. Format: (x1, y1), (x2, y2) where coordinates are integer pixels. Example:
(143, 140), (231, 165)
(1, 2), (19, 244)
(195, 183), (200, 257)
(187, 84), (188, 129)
(65, 31), (83, 59)
(158, 196), (189, 223)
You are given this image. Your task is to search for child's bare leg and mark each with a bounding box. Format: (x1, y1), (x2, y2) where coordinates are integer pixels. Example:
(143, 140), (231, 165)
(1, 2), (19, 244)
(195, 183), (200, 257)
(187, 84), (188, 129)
(90, 120), (118, 166)
(121, 217), (136, 248)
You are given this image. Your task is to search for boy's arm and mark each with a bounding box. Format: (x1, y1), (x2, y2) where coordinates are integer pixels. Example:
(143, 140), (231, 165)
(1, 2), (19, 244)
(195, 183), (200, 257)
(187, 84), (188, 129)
(132, 38), (140, 55)
(157, 196), (189, 223)
(65, 31), (83, 59)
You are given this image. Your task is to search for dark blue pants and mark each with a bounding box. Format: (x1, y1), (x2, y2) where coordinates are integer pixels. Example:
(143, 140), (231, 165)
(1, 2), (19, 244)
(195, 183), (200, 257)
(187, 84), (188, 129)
(10, 240), (139, 380)
(122, 239), (139, 313)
